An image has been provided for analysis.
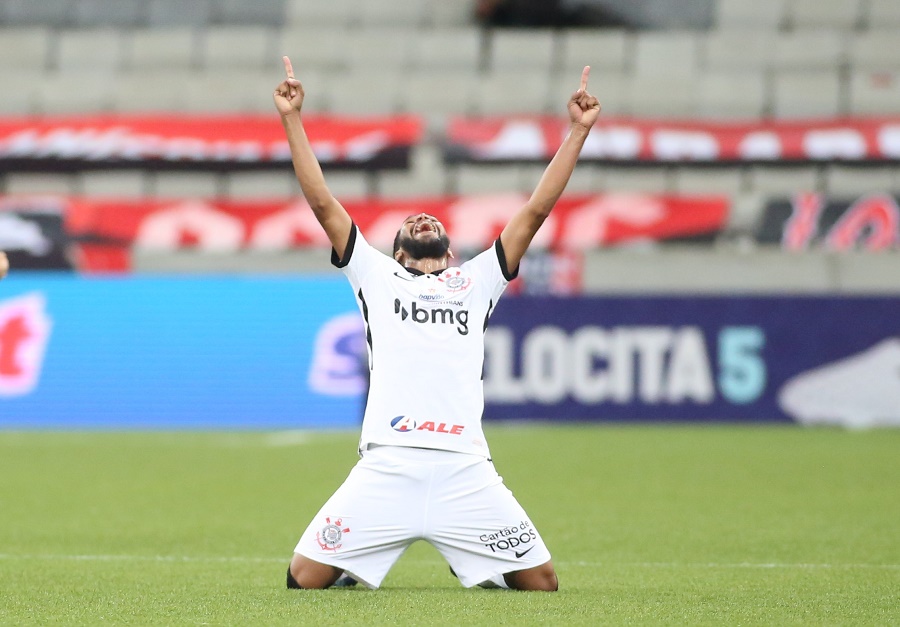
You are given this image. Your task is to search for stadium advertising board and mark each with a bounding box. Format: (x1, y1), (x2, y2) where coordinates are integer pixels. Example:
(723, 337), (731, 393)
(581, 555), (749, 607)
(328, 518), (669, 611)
(758, 192), (900, 251)
(1, 278), (897, 428)
(446, 116), (900, 163)
(484, 296), (900, 427)
(0, 276), (363, 428)
(0, 114), (423, 170)
(0, 196), (75, 270)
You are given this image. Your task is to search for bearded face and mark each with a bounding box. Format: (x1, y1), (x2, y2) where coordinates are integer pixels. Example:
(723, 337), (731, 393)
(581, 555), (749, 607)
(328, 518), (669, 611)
(393, 214), (451, 261)
(397, 231), (451, 260)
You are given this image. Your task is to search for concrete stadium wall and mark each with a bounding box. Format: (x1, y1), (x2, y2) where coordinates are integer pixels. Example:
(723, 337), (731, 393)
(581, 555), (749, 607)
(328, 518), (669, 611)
(132, 248), (900, 294)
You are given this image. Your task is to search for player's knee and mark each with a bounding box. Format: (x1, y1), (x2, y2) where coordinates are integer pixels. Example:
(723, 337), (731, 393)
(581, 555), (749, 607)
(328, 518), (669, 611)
(286, 566), (303, 589)
(505, 562), (558, 592)
(287, 554), (342, 590)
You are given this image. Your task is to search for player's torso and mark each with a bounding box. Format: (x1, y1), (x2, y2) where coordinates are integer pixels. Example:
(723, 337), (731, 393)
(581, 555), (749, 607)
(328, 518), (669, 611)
(356, 263), (493, 456)
(375, 267), (481, 342)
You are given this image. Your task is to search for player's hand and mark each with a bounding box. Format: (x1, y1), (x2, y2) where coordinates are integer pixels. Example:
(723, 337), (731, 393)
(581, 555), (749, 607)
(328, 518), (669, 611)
(568, 66), (601, 131)
(273, 56), (304, 117)
(0, 251), (9, 280)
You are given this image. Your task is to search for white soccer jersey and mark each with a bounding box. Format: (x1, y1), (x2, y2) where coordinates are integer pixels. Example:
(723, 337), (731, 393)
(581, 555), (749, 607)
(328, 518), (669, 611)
(333, 225), (516, 458)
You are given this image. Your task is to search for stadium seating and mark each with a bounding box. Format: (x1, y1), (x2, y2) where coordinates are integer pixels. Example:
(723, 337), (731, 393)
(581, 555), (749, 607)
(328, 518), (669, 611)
(786, 0), (863, 31)
(0, 0), (899, 262)
(770, 70), (843, 118)
(862, 0), (900, 29)
(824, 165), (899, 196)
(672, 166), (746, 195)
(488, 29), (558, 73)
(558, 29), (630, 75)
(747, 165), (821, 195)
(0, 27), (52, 71)
(714, 0), (788, 30)
(0, 0), (77, 27)
(847, 31), (899, 70)
(325, 69), (405, 115)
(401, 69), (479, 119)
(849, 70), (900, 115)
(146, 0), (213, 28)
(224, 171), (300, 199)
(80, 171), (151, 198)
(56, 29), (125, 72)
(702, 29), (775, 72)
(695, 71), (768, 119)
(473, 69), (554, 115)
(770, 30), (847, 72)
(152, 172), (223, 198)
(125, 28), (198, 71)
(72, 0), (146, 28)
(595, 167), (672, 193)
(200, 26), (274, 71)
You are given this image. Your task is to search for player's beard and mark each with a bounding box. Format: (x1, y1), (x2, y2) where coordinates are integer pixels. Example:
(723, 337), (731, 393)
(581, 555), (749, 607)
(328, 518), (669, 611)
(399, 232), (451, 260)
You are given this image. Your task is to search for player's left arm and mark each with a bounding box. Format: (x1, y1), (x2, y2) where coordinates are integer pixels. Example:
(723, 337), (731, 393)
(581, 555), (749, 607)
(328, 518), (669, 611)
(0, 251), (8, 279)
(499, 66), (600, 273)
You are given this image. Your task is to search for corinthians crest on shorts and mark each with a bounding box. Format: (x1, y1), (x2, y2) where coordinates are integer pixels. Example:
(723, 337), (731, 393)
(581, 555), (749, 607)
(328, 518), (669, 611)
(316, 516), (351, 552)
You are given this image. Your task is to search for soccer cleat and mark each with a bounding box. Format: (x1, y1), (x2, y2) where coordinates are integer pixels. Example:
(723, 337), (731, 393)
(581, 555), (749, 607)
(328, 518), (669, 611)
(332, 572), (359, 588)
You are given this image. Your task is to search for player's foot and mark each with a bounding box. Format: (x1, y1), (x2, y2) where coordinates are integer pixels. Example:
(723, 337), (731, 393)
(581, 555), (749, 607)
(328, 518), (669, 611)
(332, 572), (358, 587)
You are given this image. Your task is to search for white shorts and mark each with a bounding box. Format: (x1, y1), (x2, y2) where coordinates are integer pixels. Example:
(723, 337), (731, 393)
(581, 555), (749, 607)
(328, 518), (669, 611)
(293, 445), (552, 589)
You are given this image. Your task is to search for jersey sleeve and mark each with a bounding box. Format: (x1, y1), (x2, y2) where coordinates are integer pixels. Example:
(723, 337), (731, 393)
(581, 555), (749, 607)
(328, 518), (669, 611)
(331, 224), (396, 289)
(463, 238), (519, 305)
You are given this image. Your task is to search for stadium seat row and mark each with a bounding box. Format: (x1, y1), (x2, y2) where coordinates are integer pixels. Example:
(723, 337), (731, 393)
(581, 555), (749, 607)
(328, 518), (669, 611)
(1, 26), (897, 76)
(0, 64), (895, 119)
(0, 0), (472, 29)
(2, 0), (900, 31)
(716, 0), (900, 31)
(3, 162), (899, 200)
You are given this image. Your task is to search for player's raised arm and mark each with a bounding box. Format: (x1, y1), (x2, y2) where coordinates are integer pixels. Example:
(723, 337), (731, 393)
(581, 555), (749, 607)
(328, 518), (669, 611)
(274, 55), (353, 257)
(499, 65), (601, 273)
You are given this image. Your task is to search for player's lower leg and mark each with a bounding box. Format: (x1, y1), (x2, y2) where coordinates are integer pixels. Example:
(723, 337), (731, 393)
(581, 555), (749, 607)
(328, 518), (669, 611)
(504, 561), (558, 591)
(287, 553), (345, 589)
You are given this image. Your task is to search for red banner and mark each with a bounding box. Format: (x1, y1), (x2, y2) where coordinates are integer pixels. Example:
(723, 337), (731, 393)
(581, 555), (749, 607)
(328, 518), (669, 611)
(758, 193), (900, 251)
(446, 116), (900, 163)
(0, 193), (729, 272)
(0, 114), (423, 170)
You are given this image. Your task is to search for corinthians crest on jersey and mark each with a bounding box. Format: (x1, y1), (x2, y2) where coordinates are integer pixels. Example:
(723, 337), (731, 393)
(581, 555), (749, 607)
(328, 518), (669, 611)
(437, 268), (472, 294)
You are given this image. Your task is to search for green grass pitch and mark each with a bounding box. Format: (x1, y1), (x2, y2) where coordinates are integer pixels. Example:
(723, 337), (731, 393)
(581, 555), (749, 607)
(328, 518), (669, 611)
(1, 424), (898, 625)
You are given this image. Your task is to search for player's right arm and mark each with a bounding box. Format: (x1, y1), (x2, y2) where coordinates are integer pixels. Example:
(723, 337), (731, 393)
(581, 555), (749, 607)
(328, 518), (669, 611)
(274, 55), (353, 258)
(0, 251), (8, 279)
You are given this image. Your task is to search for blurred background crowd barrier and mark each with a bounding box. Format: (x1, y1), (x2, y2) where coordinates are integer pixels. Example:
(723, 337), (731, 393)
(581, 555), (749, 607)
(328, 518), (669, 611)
(1, 0), (898, 427)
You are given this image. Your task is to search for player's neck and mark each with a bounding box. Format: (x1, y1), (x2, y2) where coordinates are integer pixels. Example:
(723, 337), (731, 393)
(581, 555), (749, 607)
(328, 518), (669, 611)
(404, 256), (448, 274)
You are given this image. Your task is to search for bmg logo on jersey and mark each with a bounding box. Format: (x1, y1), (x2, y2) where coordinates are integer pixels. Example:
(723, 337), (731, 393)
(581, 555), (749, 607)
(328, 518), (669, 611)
(394, 299), (469, 335)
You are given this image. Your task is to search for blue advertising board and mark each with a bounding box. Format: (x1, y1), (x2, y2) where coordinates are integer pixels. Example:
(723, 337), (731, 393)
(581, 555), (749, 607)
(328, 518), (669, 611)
(0, 275), (362, 428)
(484, 296), (900, 426)
(1, 276), (898, 428)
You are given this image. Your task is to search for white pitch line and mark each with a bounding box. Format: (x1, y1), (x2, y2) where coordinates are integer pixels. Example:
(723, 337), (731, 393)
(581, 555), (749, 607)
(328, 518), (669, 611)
(570, 561), (900, 570)
(0, 554), (898, 570)
(0, 554), (286, 564)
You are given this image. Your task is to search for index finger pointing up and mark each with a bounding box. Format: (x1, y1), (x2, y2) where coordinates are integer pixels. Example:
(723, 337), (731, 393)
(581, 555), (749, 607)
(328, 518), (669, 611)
(283, 55), (294, 79)
(580, 65), (590, 92)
